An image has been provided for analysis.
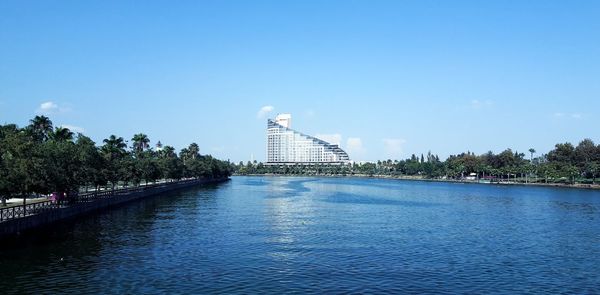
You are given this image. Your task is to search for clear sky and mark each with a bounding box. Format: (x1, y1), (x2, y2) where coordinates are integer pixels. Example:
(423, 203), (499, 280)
(1, 1), (599, 162)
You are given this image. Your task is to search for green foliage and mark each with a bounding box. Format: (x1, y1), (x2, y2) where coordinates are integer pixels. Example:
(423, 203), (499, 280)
(0, 117), (232, 203)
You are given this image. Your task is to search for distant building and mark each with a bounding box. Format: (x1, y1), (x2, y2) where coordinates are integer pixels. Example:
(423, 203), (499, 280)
(267, 114), (350, 165)
(275, 113), (292, 128)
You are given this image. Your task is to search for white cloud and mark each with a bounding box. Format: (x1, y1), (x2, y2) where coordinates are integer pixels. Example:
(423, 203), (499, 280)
(257, 105), (275, 119)
(37, 101), (59, 114)
(346, 137), (366, 160)
(553, 112), (583, 119)
(36, 101), (71, 115)
(382, 138), (406, 159)
(315, 133), (342, 145)
(60, 124), (85, 133)
(306, 109), (316, 117)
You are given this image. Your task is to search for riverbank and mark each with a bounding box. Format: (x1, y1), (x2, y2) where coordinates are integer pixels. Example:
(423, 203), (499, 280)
(236, 173), (600, 190)
(0, 177), (229, 240)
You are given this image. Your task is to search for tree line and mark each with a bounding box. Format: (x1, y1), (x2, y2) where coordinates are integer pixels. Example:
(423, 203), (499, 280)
(0, 116), (231, 206)
(234, 139), (600, 185)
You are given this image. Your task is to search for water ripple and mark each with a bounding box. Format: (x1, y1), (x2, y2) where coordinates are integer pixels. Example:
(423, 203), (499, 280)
(2, 176), (600, 293)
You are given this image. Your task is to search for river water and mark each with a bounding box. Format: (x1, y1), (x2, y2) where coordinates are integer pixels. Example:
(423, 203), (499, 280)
(1, 176), (600, 294)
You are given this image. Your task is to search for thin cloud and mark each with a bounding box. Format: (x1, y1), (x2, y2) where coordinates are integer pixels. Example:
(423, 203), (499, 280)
(346, 137), (366, 160)
(257, 105), (275, 119)
(553, 112), (583, 119)
(382, 138), (406, 160)
(470, 99), (493, 109)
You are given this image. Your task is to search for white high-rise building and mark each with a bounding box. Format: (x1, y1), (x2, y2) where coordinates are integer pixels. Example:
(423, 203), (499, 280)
(267, 114), (350, 164)
(275, 113), (292, 128)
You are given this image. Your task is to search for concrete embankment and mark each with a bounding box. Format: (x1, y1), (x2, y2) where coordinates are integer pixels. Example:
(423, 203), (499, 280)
(0, 177), (228, 240)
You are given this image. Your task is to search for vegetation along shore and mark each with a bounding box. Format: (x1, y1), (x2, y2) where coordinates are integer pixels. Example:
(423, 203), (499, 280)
(0, 116), (232, 207)
(234, 139), (600, 188)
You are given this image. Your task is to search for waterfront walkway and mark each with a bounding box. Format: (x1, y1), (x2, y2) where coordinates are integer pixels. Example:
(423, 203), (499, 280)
(0, 178), (208, 223)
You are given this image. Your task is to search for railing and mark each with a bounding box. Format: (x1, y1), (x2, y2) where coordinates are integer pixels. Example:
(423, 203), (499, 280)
(0, 178), (204, 223)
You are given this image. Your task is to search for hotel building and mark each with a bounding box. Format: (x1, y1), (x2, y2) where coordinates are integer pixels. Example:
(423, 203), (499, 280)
(267, 114), (350, 165)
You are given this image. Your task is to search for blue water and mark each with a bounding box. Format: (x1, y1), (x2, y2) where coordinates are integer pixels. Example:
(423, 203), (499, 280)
(1, 176), (600, 294)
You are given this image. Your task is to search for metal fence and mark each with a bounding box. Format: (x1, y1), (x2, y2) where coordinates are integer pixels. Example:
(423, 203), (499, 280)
(0, 179), (201, 222)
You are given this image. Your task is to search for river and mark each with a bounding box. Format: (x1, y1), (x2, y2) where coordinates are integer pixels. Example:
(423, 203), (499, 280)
(1, 176), (599, 293)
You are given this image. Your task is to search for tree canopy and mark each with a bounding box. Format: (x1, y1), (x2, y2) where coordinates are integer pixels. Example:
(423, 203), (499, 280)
(0, 117), (231, 206)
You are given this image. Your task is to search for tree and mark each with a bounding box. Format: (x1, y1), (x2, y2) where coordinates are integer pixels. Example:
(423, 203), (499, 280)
(528, 148), (536, 162)
(158, 147), (184, 181)
(0, 125), (30, 205)
(138, 154), (161, 185)
(132, 133), (150, 154)
(188, 143), (200, 159)
(1, 116), (232, 208)
(0, 127), (44, 206)
(101, 135), (128, 189)
(575, 139), (597, 174)
(41, 139), (81, 196)
(75, 135), (105, 191)
(50, 127), (74, 142)
(28, 115), (53, 142)
(102, 135), (127, 159)
(179, 148), (190, 164)
(547, 143), (575, 164)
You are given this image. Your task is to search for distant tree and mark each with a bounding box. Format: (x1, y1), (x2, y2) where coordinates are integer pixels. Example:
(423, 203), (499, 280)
(27, 115), (53, 142)
(132, 133), (150, 153)
(188, 143), (200, 159)
(547, 143), (576, 164)
(528, 148), (536, 162)
(49, 127), (74, 142)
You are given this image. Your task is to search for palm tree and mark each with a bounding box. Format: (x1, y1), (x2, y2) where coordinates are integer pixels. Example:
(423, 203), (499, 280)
(132, 133), (150, 153)
(28, 115), (53, 141)
(188, 143), (200, 159)
(529, 148), (536, 162)
(101, 135), (127, 160)
(50, 127), (74, 142)
(162, 146), (176, 158)
(527, 148), (537, 183)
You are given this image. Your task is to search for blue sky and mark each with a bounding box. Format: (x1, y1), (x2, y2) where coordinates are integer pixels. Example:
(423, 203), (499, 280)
(1, 1), (599, 162)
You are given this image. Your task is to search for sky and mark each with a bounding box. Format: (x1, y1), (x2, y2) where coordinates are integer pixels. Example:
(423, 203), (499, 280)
(1, 1), (599, 162)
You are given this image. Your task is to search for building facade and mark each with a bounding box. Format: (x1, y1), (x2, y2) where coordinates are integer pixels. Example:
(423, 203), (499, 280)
(267, 114), (350, 164)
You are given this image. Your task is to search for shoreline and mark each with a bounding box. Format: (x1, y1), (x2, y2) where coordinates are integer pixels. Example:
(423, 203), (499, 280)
(235, 173), (600, 191)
